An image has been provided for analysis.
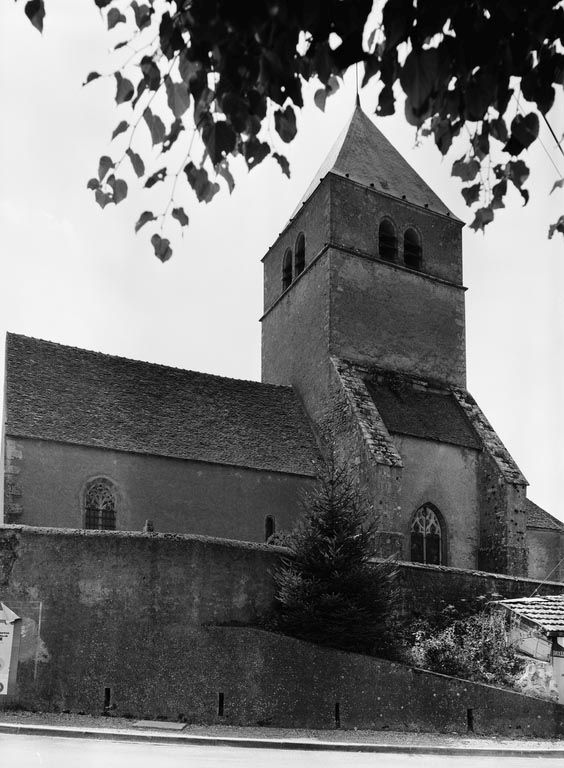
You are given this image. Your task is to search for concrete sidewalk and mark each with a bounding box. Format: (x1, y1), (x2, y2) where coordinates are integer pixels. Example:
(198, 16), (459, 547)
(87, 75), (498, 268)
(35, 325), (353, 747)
(0, 710), (563, 756)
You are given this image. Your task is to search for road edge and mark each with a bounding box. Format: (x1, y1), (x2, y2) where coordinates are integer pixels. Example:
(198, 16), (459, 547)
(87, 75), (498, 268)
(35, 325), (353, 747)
(1, 721), (563, 756)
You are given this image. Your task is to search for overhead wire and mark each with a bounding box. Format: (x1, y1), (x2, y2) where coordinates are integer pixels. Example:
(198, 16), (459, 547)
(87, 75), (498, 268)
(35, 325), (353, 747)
(541, 112), (564, 162)
(513, 92), (564, 179)
(529, 554), (564, 597)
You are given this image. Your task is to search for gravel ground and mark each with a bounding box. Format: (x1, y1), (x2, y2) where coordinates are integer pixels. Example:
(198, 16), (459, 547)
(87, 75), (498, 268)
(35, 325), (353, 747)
(0, 709), (562, 750)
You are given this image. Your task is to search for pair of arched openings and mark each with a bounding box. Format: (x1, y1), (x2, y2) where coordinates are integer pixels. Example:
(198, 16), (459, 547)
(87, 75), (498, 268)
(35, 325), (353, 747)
(282, 233), (305, 291)
(379, 220), (422, 270)
(410, 503), (445, 566)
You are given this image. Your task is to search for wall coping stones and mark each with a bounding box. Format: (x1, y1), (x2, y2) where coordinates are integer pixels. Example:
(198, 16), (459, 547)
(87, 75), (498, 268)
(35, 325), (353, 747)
(4, 525), (559, 589)
(373, 556), (564, 589)
(332, 358), (403, 468)
(328, 360), (527, 489)
(0, 524), (288, 555)
(452, 390), (527, 486)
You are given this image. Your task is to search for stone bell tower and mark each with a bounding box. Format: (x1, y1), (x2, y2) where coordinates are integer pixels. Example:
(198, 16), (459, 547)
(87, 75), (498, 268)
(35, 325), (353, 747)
(261, 105), (466, 392)
(260, 104), (528, 577)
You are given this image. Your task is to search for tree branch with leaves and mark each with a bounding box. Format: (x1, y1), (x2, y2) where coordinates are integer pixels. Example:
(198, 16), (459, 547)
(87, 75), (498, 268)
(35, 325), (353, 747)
(22, 0), (564, 261)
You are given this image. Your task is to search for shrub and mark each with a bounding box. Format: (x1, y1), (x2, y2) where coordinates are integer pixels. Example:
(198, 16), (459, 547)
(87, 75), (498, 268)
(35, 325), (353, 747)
(271, 461), (398, 656)
(406, 609), (525, 687)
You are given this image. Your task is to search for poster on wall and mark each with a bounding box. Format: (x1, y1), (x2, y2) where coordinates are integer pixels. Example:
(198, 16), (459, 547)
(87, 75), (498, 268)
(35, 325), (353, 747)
(0, 602), (21, 696)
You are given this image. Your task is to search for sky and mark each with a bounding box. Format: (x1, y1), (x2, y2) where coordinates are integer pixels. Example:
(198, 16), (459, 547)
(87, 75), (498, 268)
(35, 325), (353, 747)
(1, 2), (563, 521)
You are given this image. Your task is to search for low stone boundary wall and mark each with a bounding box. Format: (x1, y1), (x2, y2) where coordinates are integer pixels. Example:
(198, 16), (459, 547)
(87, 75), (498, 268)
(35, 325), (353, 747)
(206, 627), (564, 737)
(391, 559), (564, 617)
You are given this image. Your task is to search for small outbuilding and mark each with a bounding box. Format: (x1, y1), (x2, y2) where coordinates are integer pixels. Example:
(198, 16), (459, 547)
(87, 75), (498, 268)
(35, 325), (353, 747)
(495, 595), (564, 702)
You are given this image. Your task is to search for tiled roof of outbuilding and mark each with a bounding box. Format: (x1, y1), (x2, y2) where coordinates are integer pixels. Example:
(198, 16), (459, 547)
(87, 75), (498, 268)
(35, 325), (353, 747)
(4, 334), (319, 477)
(496, 596), (564, 635)
(365, 374), (482, 450)
(525, 498), (564, 531)
(295, 105), (458, 219)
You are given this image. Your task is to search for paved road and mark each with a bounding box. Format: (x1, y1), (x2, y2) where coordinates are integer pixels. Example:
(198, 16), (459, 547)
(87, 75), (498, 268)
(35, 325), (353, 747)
(1, 734), (563, 768)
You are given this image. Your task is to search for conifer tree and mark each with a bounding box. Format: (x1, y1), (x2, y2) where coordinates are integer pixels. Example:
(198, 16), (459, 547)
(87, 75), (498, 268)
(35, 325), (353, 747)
(273, 461), (397, 656)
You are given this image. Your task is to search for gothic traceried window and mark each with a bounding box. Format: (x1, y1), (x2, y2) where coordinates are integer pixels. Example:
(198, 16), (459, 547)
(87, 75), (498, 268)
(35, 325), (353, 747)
(410, 504), (444, 565)
(84, 478), (117, 530)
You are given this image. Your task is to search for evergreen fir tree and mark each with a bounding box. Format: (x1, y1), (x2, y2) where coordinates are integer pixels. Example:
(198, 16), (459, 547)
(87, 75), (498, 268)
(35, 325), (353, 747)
(272, 461), (398, 655)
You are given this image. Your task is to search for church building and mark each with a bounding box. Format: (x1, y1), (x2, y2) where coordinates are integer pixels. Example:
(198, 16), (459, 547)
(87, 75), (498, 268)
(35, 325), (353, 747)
(2, 106), (563, 581)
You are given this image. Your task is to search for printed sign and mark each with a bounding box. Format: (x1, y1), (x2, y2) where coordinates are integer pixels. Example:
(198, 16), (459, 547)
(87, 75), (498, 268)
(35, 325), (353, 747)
(0, 603), (21, 695)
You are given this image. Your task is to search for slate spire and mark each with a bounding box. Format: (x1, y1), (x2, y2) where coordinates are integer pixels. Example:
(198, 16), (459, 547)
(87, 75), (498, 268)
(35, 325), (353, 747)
(296, 104), (456, 219)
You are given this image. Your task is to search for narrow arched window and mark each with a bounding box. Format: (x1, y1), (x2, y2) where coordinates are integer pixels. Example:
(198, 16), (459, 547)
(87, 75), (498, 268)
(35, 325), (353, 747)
(404, 228), (422, 270)
(379, 220), (397, 261)
(294, 233), (305, 277)
(265, 515), (275, 542)
(84, 478), (117, 530)
(410, 504), (444, 565)
(282, 249), (292, 291)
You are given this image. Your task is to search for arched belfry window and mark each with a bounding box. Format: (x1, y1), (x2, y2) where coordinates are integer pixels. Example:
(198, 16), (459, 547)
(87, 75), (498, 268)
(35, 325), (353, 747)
(282, 248), (293, 291)
(379, 220), (397, 261)
(265, 515), (275, 542)
(84, 478), (117, 530)
(294, 233), (305, 277)
(404, 228), (422, 270)
(410, 504), (444, 565)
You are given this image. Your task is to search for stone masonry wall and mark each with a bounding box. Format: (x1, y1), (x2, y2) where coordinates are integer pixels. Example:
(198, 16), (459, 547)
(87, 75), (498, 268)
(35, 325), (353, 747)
(1, 526), (563, 733)
(329, 174), (464, 285)
(0, 526), (279, 716)
(206, 627), (564, 736)
(326, 359), (403, 552)
(477, 451), (528, 577)
(262, 178), (331, 312)
(393, 435), (480, 569)
(2, 437), (314, 542)
(2, 438), (23, 524)
(329, 247), (467, 388)
(453, 390), (528, 577)
(527, 527), (564, 583)
(393, 560), (564, 618)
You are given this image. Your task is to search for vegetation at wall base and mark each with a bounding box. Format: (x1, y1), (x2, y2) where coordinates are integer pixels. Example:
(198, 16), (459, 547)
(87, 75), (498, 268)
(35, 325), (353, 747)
(271, 461), (398, 656)
(405, 609), (526, 689)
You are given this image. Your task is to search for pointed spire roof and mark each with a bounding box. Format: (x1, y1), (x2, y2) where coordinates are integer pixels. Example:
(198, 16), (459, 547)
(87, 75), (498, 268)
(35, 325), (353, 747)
(293, 105), (457, 220)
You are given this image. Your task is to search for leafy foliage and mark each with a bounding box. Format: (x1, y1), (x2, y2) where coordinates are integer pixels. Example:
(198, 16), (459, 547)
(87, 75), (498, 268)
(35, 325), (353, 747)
(271, 461), (398, 656)
(406, 610), (525, 689)
(23, 1), (564, 259)
(24, 0), (45, 32)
